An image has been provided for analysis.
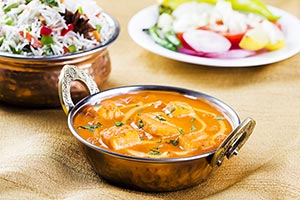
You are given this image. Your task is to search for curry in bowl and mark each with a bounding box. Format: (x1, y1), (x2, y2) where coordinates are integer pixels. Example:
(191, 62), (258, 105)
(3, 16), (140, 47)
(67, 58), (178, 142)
(59, 65), (255, 191)
(74, 90), (233, 159)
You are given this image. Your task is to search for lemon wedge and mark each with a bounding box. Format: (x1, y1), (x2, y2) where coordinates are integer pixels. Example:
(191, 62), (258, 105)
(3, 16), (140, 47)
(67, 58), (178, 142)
(261, 20), (286, 51)
(239, 27), (269, 51)
(265, 40), (285, 51)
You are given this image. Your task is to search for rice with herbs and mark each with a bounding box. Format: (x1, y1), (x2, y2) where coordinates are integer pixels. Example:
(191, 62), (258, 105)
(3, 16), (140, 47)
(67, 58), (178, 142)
(0, 0), (112, 56)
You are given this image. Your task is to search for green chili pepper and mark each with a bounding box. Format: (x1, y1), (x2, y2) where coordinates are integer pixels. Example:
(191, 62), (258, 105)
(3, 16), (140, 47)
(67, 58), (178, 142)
(161, 0), (216, 10)
(226, 0), (279, 21)
(161, 0), (279, 21)
(159, 5), (173, 15)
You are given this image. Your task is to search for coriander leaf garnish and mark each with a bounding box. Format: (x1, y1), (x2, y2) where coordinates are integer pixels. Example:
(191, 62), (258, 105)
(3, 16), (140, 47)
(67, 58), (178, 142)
(114, 121), (124, 127)
(77, 122), (102, 133)
(191, 117), (196, 122)
(155, 115), (166, 121)
(40, 0), (59, 7)
(191, 125), (197, 131)
(215, 116), (225, 121)
(149, 147), (161, 155)
(167, 139), (179, 146)
(138, 120), (144, 129)
(177, 127), (184, 135)
(166, 107), (176, 116)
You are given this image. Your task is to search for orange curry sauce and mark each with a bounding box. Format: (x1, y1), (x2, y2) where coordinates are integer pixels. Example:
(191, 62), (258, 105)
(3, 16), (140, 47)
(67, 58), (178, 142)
(73, 90), (233, 158)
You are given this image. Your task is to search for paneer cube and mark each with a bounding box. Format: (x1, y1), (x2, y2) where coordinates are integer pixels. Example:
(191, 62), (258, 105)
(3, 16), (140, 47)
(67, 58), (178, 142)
(179, 131), (215, 151)
(94, 100), (124, 120)
(135, 112), (179, 137)
(101, 125), (141, 150)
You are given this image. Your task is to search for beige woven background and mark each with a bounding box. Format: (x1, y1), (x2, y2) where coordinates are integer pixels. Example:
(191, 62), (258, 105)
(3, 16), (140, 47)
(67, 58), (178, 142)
(1, 0), (300, 199)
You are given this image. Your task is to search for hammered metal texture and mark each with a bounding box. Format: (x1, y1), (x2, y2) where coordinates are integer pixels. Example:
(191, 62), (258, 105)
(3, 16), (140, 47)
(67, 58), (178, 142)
(0, 49), (111, 107)
(84, 145), (214, 192)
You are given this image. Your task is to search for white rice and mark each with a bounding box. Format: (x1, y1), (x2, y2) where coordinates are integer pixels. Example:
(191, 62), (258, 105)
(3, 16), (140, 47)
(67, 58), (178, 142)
(0, 0), (113, 56)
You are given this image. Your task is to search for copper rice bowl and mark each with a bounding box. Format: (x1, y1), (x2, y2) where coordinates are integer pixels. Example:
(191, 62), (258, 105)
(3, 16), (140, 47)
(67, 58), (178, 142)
(0, 12), (119, 108)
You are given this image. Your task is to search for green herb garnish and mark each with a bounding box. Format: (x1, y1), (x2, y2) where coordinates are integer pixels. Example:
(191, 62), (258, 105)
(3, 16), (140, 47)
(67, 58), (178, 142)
(3, 3), (19, 13)
(191, 125), (197, 131)
(114, 121), (124, 127)
(177, 127), (184, 135)
(155, 115), (166, 121)
(77, 122), (102, 133)
(166, 107), (176, 116)
(0, 37), (5, 46)
(138, 120), (144, 129)
(167, 139), (179, 146)
(4, 16), (14, 26)
(40, 0), (58, 7)
(43, 46), (54, 56)
(9, 46), (21, 54)
(149, 147), (161, 155)
(215, 116), (225, 121)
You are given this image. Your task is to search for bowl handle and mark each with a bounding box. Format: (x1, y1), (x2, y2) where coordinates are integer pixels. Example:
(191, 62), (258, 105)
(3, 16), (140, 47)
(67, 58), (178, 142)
(58, 65), (100, 115)
(211, 117), (256, 167)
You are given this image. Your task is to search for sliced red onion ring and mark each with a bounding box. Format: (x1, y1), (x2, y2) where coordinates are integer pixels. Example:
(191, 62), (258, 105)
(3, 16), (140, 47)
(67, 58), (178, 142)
(178, 47), (256, 59)
(204, 49), (257, 59)
(177, 46), (206, 57)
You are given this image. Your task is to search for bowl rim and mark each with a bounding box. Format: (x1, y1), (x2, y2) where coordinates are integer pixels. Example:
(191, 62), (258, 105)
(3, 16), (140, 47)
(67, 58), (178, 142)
(67, 85), (241, 163)
(0, 12), (120, 61)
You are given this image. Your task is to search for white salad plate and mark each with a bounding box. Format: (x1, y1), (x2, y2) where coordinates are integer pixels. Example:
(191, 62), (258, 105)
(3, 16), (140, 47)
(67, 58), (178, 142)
(128, 5), (300, 67)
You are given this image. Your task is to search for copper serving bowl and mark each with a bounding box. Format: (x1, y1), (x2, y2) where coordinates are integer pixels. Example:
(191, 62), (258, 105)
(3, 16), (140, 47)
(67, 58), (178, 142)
(58, 65), (256, 192)
(0, 12), (119, 108)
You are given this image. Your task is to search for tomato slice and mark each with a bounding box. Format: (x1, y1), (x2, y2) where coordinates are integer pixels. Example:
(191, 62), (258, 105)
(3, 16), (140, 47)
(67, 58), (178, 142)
(177, 32), (194, 50)
(223, 32), (245, 47)
(196, 25), (246, 47)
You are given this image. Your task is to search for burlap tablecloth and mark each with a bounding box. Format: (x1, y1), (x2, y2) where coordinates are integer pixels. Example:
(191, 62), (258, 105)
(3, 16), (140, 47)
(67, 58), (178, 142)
(1, 0), (300, 199)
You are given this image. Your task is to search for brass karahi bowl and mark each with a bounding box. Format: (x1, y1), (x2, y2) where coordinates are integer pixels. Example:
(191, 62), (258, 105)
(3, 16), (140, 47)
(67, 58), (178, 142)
(58, 65), (256, 192)
(0, 12), (119, 108)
